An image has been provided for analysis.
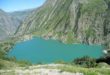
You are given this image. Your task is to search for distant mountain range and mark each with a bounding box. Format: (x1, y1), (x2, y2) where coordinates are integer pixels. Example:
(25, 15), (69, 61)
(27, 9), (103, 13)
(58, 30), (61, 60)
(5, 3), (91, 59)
(0, 9), (33, 40)
(0, 0), (110, 49)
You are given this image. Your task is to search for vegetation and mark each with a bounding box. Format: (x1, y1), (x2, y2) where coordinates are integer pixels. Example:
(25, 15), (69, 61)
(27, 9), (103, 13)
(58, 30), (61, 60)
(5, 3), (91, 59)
(97, 62), (109, 68)
(17, 60), (32, 67)
(0, 39), (32, 69)
(0, 64), (110, 75)
(0, 41), (110, 75)
(81, 0), (107, 14)
(0, 41), (14, 69)
(58, 65), (110, 75)
(0, 40), (15, 62)
(0, 60), (4, 69)
(96, 56), (110, 64)
(0, 50), (6, 59)
(85, 27), (95, 38)
(54, 56), (110, 68)
(66, 32), (79, 44)
(55, 60), (67, 64)
(73, 56), (97, 68)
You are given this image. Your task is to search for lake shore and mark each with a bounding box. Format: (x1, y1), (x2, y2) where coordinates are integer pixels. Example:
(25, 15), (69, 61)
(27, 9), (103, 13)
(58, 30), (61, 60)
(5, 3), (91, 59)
(0, 64), (83, 75)
(0, 63), (110, 75)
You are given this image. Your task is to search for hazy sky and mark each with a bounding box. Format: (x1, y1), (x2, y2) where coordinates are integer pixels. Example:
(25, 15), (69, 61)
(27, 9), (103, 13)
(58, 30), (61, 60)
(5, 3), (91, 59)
(0, 0), (46, 12)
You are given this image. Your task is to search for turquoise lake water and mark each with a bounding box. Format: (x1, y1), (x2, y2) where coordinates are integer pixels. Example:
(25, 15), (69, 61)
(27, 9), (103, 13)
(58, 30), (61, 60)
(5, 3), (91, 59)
(8, 37), (104, 64)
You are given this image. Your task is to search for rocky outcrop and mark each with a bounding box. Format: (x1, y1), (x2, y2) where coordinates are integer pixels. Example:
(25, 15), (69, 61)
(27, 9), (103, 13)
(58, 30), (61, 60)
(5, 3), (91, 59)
(17, 0), (110, 49)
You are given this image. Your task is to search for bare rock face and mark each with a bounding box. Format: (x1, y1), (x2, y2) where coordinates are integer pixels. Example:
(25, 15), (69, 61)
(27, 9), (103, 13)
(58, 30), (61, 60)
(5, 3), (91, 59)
(17, 0), (110, 49)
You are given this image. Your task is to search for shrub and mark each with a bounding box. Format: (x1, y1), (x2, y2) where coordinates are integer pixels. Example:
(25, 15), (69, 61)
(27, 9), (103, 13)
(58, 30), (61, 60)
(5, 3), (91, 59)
(73, 56), (97, 68)
(96, 56), (110, 64)
(97, 62), (109, 68)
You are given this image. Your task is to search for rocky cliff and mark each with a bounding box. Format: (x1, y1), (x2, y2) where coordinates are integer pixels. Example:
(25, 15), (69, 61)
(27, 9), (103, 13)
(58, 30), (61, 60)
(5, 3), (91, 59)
(17, 0), (110, 49)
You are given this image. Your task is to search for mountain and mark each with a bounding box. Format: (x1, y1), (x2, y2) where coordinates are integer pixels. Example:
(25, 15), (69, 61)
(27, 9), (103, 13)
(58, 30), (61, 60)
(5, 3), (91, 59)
(0, 9), (17, 40)
(17, 0), (110, 49)
(9, 9), (33, 25)
(0, 9), (32, 40)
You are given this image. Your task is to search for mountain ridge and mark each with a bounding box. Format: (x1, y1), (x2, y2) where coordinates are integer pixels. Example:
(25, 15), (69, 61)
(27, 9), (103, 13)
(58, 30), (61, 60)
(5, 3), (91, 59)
(17, 0), (110, 49)
(0, 9), (33, 40)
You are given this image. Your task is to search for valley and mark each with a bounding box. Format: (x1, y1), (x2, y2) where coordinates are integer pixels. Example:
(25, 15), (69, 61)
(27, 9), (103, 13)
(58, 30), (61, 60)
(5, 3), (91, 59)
(0, 0), (110, 75)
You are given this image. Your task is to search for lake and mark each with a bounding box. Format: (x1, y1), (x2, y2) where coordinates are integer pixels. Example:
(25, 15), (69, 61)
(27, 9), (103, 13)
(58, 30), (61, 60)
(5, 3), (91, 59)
(8, 37), (104, 64)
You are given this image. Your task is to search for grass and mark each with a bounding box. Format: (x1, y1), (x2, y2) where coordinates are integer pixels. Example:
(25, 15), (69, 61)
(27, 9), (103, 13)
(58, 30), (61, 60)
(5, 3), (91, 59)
(0, 63), (110, 75)
(57, 64), (110, 75)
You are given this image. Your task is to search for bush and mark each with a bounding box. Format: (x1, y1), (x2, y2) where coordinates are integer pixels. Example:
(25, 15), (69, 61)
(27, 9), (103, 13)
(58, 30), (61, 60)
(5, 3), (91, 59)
(96, 56), (110, 64)
(97, 62), (109, 68)
(73, 56), (97, 68)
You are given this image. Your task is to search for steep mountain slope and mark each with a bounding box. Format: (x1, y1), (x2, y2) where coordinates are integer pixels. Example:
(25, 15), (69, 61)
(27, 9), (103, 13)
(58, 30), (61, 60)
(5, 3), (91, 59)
(9, 9), (33, 25)
(0, 9), (17, 40)
(0, 9), (32, 40)
(17, 0), (110, 49)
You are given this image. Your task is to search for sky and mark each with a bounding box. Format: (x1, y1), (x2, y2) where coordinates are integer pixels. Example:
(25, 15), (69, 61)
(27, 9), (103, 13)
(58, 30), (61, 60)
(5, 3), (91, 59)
(0, 0), (46, 12)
